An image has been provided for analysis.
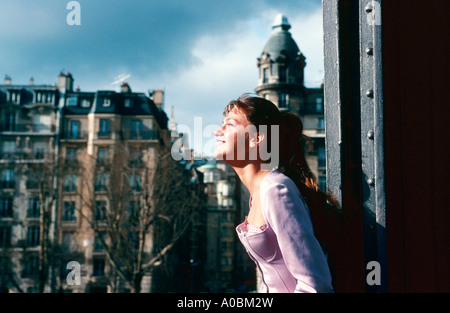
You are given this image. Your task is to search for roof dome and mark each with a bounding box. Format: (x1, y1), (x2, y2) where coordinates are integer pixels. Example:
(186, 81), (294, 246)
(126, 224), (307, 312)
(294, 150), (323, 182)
(262, 14), (301, 62)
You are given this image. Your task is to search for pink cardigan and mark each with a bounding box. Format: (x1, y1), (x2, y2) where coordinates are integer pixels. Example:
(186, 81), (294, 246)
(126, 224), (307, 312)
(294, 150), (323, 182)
(236, 170), (333, 293)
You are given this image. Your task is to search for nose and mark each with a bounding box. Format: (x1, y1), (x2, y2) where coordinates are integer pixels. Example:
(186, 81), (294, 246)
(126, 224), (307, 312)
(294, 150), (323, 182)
(214, 126), (223, 137)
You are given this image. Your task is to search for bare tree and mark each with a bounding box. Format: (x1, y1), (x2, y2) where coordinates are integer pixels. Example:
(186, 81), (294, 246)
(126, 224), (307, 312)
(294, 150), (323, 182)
(21, 149), (59, 293)
(76, 142), (203, 293)
(0, 147), (59, 293)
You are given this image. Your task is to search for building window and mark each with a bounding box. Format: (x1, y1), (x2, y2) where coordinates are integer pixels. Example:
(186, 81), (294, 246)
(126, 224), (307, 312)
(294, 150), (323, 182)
(0, 226), (11, 247)
(0, 198), (13, 218)
(2, 141), (16, 159)
(95, 173), (109, 192)
(27, 226), (40, 247)
(98, 119), (110, 138)
(318, 146), (326, 168)
(93, 258), (105, 276)
(97, 146), (109, 165)
(130, 120), (143, 139)
(9, 91), (20, 104)
(129, 174), (141, 192)
(127, 231), (140, 251)
(62, 201), (76, 221)
(129, 148), (143, 166)
(220, 256), (231, 266)
(94, 231), (105, 252)
(316, 98), (324, 112)
(278, 65), (287, 83)
(68, 120), (79, 138)
(124, 98), (133, 108)
(66, 96), (78, 107)
(65, 147), (78, 164)
(279, 93), (289, 109)
(102, 98), (111, 107)
(128, 201), (138, 222)
(3, 112), (16, 131)
(95, 201), (107, 221)
(62, 231), (75, 251)
(37, 91), (54, 104)
(26, 173), (40, 190)
(64, 174), (77, 192)
(319, 175), (327, 192)
(318, 117), (325, 130)
(33, 141), (47, 159)
(80, 98), (91, 108)
(28, 198), (40, 218)
(263, 67), (269, 84)
(0, 169), (15, 189)
(22, 256), (39, 278)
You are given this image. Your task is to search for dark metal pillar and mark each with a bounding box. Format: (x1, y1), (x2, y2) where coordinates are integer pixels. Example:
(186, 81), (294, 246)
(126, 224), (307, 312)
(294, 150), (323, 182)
(323, 0), (386, 292)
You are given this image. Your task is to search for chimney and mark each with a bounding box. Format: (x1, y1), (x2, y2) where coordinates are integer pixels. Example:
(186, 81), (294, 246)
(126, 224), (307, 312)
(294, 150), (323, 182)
(120, 82), (131, 93)
(150, 89), (164, 110)
(57, 72), (74, 93)
(4, 75), (11, 85)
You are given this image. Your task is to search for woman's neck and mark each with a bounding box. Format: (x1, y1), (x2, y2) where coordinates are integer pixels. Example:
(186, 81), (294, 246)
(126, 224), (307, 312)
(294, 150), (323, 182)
(233, 163), (271, 197)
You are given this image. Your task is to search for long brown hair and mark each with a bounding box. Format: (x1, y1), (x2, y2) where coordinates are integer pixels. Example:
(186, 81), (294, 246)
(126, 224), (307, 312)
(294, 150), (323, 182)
(224, 95), (342, 252)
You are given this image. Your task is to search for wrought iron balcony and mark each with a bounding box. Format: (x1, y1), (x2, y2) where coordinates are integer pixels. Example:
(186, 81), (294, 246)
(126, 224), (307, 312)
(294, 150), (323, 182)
(0, 123), (56, 133)
(60, 130), (88, 140)
(121, 129), (159, 140)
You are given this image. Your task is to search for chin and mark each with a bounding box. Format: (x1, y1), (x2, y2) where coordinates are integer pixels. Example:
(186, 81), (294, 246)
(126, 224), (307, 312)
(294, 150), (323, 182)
(212, 149), (224, 160)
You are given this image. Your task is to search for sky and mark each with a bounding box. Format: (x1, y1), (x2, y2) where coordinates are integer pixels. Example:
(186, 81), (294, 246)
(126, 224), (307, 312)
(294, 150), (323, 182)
(0, 0), (324, 157)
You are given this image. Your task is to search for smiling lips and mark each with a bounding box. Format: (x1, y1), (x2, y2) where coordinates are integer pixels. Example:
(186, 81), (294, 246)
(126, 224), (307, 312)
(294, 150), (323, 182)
(216, 139), (225, 145)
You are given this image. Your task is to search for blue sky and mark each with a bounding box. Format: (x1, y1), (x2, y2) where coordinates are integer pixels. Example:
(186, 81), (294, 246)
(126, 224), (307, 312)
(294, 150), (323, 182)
(0, 0), (323, 156)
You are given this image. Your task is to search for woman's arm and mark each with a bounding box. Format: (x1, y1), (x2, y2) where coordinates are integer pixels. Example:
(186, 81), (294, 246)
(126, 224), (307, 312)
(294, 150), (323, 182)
(260, 178), (333, 293)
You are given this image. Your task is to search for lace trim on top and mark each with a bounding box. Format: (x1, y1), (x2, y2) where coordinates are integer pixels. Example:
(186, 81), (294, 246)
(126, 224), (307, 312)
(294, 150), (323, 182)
(242, 217), (267, 233)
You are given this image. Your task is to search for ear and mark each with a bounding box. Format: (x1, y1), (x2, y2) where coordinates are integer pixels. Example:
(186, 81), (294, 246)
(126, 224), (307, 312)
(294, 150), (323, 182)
(249, 132), (265, 148)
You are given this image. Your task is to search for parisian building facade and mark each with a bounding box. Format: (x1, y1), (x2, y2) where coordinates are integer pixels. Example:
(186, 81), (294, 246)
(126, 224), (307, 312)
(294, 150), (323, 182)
(0, 72), (200, 293)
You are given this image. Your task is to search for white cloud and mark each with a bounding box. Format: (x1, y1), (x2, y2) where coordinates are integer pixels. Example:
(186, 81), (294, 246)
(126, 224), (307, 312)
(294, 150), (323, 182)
(159, 17), (266, 155)
(159, 8), (324, 157)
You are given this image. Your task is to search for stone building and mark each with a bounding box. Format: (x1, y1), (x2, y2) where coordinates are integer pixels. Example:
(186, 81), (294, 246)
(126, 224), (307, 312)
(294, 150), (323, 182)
(0, 75), (59, 292)
(0, 73), (178, 293)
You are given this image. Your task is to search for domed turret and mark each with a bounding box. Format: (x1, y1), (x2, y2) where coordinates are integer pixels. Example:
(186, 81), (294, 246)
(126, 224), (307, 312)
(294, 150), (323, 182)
(262, 14), (301, 62)
(256, 14), (306, 111)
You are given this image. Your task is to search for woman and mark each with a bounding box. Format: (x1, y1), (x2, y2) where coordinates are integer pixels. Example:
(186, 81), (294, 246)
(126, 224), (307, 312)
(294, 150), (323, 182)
(213, 95), (339, 293)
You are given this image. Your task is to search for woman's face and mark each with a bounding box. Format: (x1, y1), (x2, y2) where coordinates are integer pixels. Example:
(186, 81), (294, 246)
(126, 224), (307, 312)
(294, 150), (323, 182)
(213, 108), (254, 162)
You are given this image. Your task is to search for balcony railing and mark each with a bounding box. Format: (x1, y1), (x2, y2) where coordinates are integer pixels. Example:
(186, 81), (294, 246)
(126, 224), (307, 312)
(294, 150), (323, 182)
(122, 130), (159, 140)
(0, 151), (52, 161)
(0, 124), (56, 133)
(0, 181), (15, 189)
(60, 131), (88, 140)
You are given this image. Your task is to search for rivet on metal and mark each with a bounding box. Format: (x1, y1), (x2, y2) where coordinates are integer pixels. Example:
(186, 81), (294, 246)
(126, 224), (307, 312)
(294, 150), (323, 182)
(366, 47), (373, 55)
(366, 89), (374, 98)
(365, 4), (373, 13)
(367, 130), (374, 140)
(368, 178), (375, 186)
